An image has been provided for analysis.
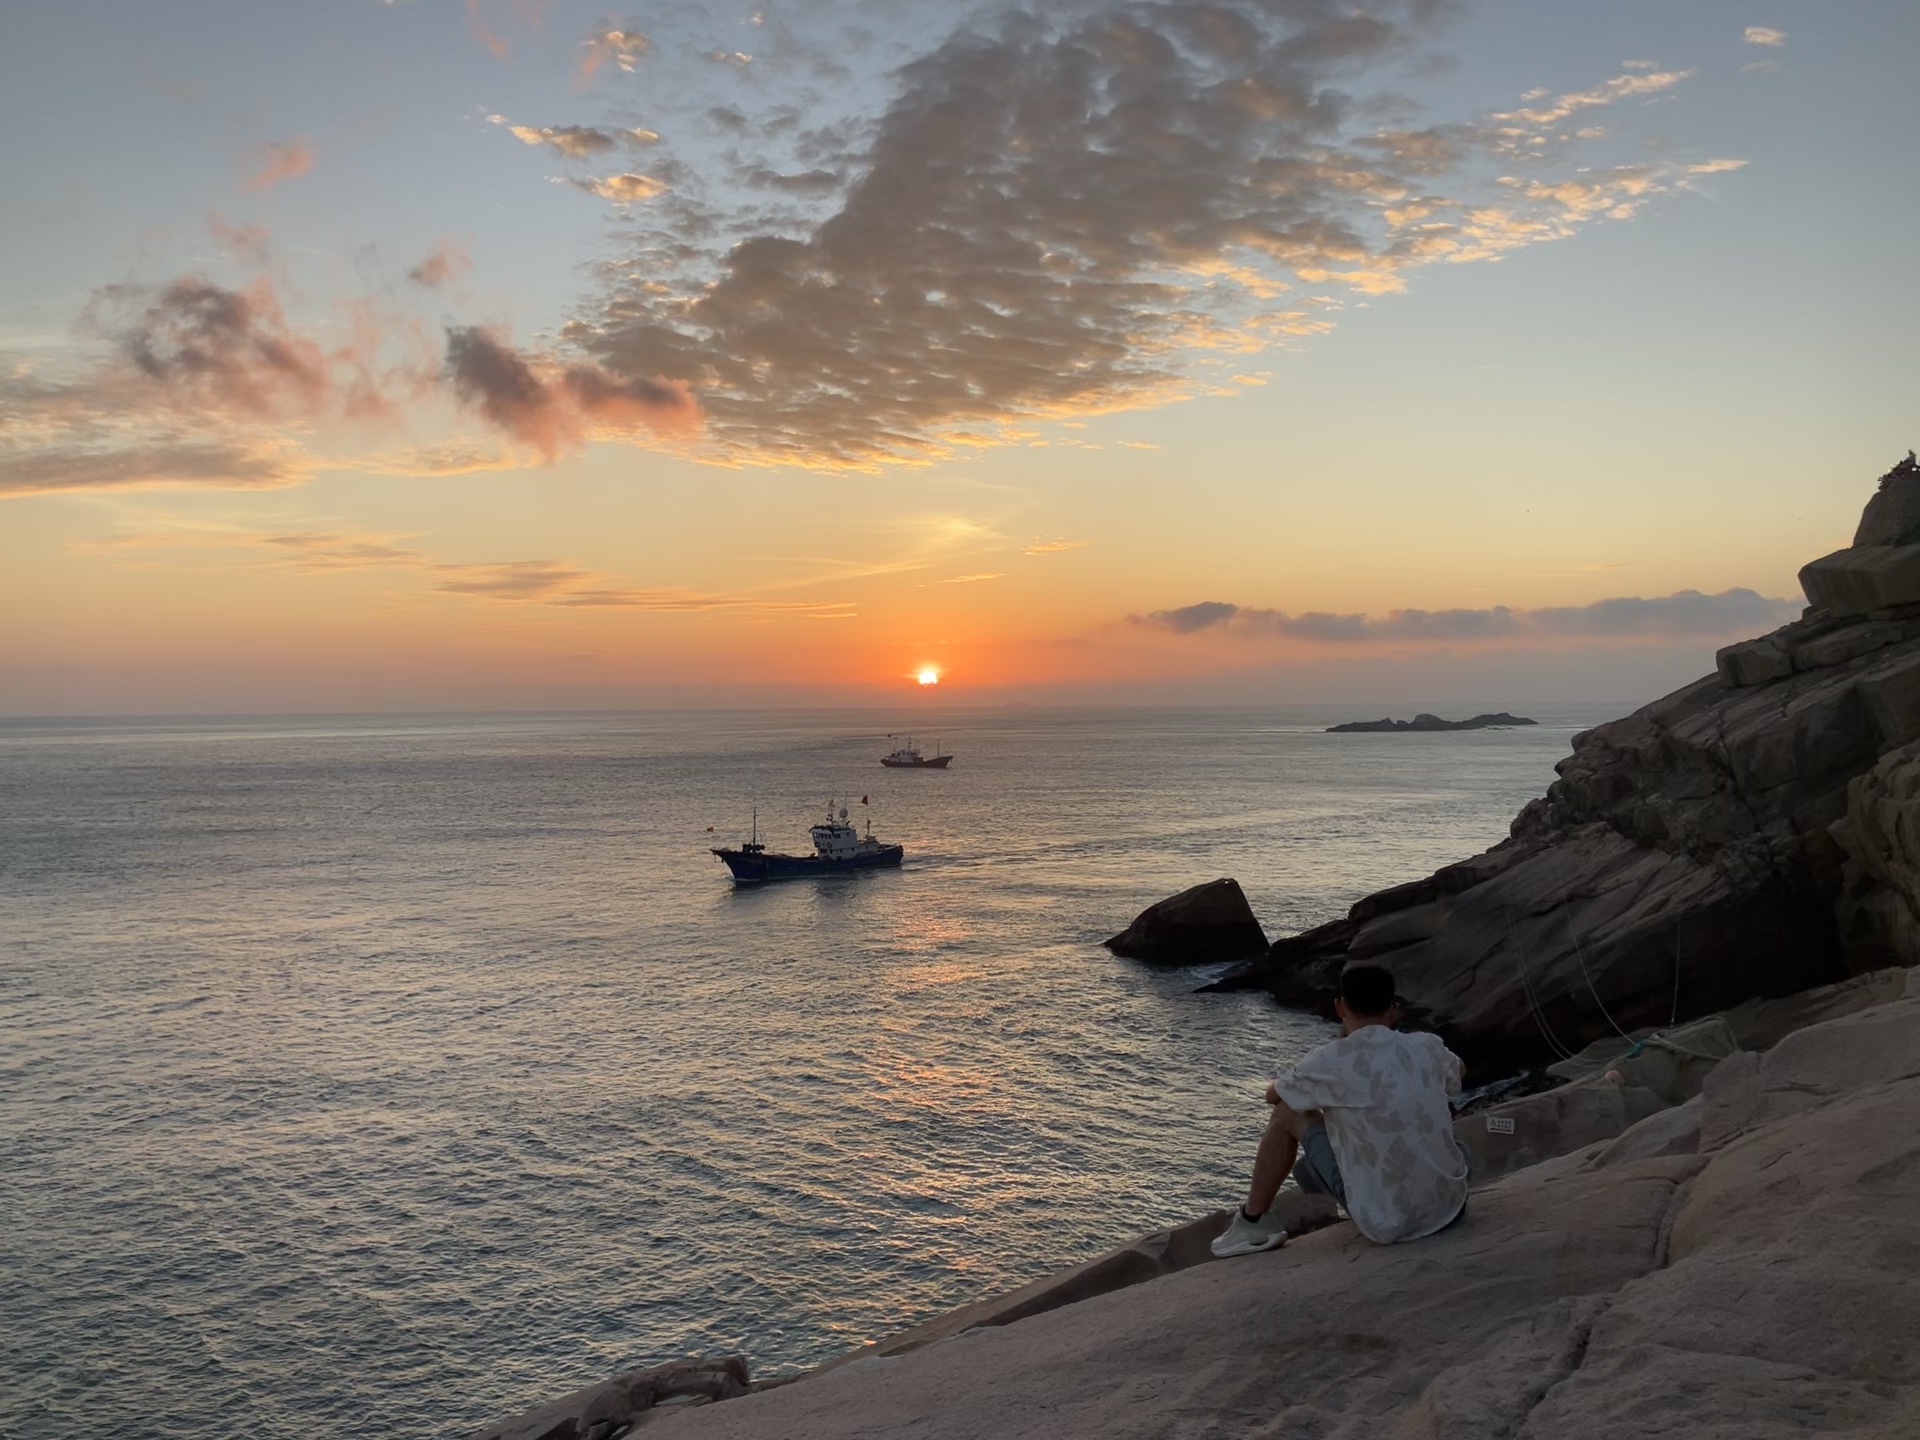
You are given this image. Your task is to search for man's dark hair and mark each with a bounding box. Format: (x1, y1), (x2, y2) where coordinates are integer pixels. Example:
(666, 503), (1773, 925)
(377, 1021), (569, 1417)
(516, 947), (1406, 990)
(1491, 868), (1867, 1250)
(1338, 965), (1397, 1017)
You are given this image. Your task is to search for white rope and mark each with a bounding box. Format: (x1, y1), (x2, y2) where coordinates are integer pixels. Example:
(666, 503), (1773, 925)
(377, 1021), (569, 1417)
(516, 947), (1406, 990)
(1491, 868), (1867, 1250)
(1669, 913), (1684, 1029)
(1506, 908), (1578, 1061)
(1566, 910), (1638, 1045)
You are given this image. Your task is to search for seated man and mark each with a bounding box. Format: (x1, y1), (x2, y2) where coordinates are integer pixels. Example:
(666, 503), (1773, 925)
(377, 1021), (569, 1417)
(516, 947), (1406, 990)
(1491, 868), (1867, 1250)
(1211, 963), (1470, 1256)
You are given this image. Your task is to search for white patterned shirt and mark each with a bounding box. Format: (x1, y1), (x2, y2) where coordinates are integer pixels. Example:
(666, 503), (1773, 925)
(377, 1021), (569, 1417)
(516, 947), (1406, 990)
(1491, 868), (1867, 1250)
(1275, 1025), (1468, 1244)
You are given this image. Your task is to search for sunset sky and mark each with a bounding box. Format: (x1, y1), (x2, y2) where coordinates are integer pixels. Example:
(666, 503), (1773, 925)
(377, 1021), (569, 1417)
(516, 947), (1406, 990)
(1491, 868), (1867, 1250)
(3, 0), (1914, 713)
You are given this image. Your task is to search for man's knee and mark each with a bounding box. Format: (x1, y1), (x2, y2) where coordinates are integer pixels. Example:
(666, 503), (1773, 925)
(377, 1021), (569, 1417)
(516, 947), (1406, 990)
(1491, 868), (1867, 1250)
(1266, 1098), (1312, 1141)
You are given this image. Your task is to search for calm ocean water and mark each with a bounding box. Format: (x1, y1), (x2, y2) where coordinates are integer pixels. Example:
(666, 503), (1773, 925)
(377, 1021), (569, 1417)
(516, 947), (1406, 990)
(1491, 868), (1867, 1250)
(0, 706), (1601, 1439)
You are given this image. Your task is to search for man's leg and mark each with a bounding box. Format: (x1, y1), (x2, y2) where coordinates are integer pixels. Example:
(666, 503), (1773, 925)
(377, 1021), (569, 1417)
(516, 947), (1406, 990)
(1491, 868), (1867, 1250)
(1213, 1098), (1313, 1258)
(1245, 1099), (1310, 1219)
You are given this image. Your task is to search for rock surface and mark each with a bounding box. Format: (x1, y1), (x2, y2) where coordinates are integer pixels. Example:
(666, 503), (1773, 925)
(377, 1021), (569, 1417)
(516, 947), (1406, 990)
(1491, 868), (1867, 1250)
(1103, 877), (1266, 965)
(1326, 711), (1536, 732)
(621, 972), (1920, 1440)
(1833, 737), (1920, 967)
(467, 1357), (751, 1440)
(1210, 459), (1920, 1077)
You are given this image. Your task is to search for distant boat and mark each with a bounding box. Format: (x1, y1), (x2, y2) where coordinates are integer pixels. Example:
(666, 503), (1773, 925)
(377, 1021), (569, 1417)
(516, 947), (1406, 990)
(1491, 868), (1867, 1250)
(880, 735), (952, 768)
(712, 804), (905, 883)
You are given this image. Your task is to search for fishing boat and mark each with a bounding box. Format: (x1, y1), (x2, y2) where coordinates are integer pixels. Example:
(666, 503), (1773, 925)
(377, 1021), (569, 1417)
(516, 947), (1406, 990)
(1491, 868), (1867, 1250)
(711, 803), (905, 882)
(879, 735), (952, 768)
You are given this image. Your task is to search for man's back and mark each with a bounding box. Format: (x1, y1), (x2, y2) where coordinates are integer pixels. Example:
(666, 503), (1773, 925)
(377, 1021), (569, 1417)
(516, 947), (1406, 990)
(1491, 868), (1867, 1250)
(1275, 1026), (1467, 1243)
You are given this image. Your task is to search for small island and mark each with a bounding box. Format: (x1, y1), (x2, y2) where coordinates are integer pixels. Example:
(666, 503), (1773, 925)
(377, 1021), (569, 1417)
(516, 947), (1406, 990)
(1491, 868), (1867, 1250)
(1327, 711), (1536, 733)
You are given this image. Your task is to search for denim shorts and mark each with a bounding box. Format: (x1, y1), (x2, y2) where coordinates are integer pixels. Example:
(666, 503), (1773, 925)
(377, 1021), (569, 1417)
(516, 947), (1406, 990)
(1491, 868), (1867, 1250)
(1291, 1120), (1347, 1205)
(1292, 1122), (1474, 1223)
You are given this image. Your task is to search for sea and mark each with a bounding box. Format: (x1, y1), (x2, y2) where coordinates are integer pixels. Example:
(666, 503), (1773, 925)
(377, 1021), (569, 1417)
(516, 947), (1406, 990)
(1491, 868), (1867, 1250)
(0, 705), (1604, 1439)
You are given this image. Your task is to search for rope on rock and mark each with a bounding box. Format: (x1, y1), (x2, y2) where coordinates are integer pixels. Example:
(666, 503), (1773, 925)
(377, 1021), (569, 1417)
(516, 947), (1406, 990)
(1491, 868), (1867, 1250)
(1566, 910), (1638, 1045)
(1507, 907), (1578, 1061)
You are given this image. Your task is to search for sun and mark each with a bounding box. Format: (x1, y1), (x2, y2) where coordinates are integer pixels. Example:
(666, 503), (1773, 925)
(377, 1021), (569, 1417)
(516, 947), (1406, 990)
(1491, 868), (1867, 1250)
(916, 666), (941, 687)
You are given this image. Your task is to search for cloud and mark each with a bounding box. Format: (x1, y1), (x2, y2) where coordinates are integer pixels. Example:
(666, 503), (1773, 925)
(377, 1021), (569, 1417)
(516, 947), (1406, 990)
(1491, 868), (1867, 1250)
(0, 271), (420, 497)
(334, 442), (526, 477)
(466, 0), (556, 60)
(442, 327), (562, 450)
(1131, 590), (1802, 643)
(259, 532), (426, 569)
(243, 139), (313, 191)
(432, 558), (588, 599)
(208, 213), (272, 267)
(568, 172), (668, 203)
(1023, 537), (1088, 554)
(98, 524), (855, 616)
(1149, 601), (1242, 635)
(939, 572), (1003, 583)
(407, 238), (473, 289)
(488, 115), (653, 158)
(442, 324), (698, 457)
(1487, 70), (1689, 129)
(559, 4), (1731, 469)
(1743, 26), (1787, 47)
(90, 276), (331, 417)
(549, 588), (854, 615)
(1, 255), (704, 497)
(579, 25), (650, 79)
(0, 436), (305, 497)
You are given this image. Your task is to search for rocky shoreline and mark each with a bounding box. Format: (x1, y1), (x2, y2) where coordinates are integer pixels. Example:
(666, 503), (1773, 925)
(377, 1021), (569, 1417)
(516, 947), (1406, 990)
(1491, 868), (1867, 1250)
(468, 457), (1920, 1440)
(470, 963), (1920, 1439)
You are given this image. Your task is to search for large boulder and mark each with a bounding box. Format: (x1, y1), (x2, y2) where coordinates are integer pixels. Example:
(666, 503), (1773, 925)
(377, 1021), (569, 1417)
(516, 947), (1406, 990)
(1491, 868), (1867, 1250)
(1851, 448), (1920, 546)
(1796, 450), (1920, 613)
(1103, 877), (1267, 965)
(1218, 456), (1920, 1078)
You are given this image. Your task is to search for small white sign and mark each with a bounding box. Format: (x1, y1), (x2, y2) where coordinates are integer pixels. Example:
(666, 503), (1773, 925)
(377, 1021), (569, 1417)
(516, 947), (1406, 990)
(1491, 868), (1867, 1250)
(1486, 1115), (1516, 1135)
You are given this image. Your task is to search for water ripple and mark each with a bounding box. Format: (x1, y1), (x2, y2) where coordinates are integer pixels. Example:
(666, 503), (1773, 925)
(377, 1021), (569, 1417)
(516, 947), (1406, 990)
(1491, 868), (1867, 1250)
(0, 706), (1587, 1438)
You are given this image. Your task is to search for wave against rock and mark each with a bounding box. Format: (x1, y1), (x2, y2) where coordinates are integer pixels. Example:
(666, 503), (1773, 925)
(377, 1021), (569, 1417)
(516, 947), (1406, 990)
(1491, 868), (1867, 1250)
(1210, 454), (1920, 1078)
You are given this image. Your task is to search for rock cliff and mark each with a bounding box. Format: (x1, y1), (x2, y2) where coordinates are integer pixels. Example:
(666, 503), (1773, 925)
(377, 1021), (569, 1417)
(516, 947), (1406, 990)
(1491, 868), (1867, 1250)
(1209, 456), (1920, 1077)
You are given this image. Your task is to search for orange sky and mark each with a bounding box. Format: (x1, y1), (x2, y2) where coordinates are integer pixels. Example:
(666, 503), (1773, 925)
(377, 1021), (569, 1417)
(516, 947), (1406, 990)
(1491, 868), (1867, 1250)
(3, 2), (1915, 712)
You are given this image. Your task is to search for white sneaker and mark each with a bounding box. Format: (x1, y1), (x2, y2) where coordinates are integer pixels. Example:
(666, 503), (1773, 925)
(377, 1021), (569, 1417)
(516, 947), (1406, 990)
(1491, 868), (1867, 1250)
(1210, 1208), (1287, 1258)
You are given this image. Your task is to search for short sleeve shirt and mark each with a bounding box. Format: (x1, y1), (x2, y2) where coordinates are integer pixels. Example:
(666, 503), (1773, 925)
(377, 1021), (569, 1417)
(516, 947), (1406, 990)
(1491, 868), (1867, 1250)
(1275, 1025), (1468, 1244)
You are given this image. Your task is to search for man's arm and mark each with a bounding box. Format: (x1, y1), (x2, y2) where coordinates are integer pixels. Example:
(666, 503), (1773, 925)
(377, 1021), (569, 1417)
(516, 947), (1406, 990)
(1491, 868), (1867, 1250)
(1273, 1045), (1349, 1114)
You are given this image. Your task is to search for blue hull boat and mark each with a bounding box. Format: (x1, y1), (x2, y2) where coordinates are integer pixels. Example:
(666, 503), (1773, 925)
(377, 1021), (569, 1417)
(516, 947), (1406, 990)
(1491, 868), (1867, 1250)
(713, 804), (904, 883)
(713, 844), (904, 882)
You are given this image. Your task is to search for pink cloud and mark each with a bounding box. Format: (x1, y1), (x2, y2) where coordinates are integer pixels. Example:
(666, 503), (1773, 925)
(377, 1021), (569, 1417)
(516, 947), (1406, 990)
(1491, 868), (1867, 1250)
(407, 238), (473, 290)
(442, 325), (700, 459)
(243, 139), (313, 191)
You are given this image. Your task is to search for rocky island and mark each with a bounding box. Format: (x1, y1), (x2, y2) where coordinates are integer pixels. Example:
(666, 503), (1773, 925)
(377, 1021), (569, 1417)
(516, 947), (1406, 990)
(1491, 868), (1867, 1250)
(468, 455), (1920, 1440)
(1327, 711), (1537, 732)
